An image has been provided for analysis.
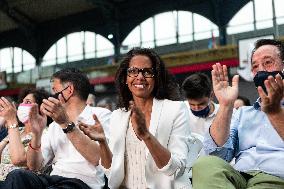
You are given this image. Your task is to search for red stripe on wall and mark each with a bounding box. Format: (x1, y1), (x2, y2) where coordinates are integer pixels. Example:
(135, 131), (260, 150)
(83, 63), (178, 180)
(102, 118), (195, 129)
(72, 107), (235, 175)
(0, 88), (21, 96)
(90, 76), (115, 85)
(89, 58), (239, 85)
(168, 58), (239, 74)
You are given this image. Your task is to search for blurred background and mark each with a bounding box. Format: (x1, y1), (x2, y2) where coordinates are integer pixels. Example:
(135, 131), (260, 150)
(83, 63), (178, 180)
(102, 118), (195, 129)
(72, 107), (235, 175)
(0, 0), (283, 109)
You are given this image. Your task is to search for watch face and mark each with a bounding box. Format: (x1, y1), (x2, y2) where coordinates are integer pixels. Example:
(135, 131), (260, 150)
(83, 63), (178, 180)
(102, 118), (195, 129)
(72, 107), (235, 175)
(63, 122), (75, 133)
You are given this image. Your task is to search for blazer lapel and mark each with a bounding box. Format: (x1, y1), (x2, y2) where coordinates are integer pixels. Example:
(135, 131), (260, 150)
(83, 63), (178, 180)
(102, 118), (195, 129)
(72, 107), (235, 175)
(111, 110), (131, 155)
(146, 98), (164, 158)
(109, 110), (131, 188)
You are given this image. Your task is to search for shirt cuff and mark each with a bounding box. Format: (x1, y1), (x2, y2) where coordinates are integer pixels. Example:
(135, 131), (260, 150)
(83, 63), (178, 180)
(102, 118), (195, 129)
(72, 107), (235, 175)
(157, 154), (182, 176)
(99, 158), (111, 178)
(203, 128), (233, 155)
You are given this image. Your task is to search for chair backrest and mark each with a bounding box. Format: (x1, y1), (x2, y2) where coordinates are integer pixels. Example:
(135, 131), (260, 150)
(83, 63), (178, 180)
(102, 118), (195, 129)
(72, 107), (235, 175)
(187, 132), (204, 168)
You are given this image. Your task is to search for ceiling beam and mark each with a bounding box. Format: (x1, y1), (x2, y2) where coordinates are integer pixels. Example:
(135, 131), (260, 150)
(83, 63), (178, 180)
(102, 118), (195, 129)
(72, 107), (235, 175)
(0, 0), (36, 32)
(85, 0), (114, 12)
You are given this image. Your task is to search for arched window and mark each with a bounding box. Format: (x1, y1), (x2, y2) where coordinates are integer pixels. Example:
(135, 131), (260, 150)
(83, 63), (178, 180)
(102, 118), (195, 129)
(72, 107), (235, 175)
(121, 10), (219, 53)
(227, 0), (284, 34)
(121, 25), (144, 52)
(255, 0), (273, 29)
(0, 47), (35, 73)
(155, 12), (177, 46)
(227, 2), (254, 34)
(42, 31), (114, 67)
(193, 14), (218, 40)
(178, 11), (193, 43)
(141, 17), (155, 48)
(275, 0), (284, 24)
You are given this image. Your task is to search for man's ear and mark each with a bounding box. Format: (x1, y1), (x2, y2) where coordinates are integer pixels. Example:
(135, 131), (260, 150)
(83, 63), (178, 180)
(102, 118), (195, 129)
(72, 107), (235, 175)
(67, 83), (75, 96)
(209, 91), (214, 100)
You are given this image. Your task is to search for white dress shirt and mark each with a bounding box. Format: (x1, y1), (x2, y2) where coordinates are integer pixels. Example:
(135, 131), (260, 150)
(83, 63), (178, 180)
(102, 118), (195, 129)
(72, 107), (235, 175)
(41, 105), (111, 189)
(184, 101), (219, 138)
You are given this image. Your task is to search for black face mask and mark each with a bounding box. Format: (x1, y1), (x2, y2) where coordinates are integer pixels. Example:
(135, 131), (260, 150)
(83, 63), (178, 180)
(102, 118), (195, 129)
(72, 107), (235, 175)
(51, 86), (69, 102)
(191, 105), (210, 118)
(253, 71), (284, 94)
(51, 91), (63, 100)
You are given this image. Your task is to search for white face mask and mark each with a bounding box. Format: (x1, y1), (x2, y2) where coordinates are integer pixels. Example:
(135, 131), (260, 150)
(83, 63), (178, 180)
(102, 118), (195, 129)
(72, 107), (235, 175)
(17, 103), (33, 124)
(0, 116), (5, 127)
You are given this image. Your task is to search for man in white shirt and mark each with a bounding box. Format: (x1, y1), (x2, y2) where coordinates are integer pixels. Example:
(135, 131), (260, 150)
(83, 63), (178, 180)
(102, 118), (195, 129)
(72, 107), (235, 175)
(1, 68), (111, 189)
(182, 73), (219, 155)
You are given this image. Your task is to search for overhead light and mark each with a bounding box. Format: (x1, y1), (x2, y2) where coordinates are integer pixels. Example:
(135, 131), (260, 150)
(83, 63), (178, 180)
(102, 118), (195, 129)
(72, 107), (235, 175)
(108, 34), (113, 39)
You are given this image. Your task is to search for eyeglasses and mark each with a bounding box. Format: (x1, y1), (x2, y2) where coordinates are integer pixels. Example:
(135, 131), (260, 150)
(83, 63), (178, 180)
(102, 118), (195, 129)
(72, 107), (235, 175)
(127, 67), (155, 78)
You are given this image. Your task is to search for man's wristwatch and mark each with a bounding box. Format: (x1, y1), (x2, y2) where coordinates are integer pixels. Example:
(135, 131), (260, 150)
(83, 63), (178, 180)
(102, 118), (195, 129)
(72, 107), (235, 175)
(62, 122), (75, 134)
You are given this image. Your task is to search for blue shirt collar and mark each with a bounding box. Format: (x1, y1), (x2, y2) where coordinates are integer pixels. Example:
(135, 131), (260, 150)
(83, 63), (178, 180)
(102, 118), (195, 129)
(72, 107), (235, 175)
(253, 97), (284, 110)
(253, 98), (261, 110)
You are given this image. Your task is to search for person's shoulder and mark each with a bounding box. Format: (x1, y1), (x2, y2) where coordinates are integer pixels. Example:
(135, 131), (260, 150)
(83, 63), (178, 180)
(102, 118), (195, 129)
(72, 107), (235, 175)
(156, 98), (182, 104)
(162, 99), (186, 108)
(111, 108), (129, 116)
(238, 105), (255, 112)
(232, 105), (256, 119)
(90, 106), (111, 115)
(155, 99), (186, 112)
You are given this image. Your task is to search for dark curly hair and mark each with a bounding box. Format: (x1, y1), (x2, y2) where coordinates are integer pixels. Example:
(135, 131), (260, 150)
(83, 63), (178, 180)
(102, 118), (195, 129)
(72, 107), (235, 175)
(115, 48), (181, 110)
(18, 87), (52, 126)
(18, 87), (50, 105)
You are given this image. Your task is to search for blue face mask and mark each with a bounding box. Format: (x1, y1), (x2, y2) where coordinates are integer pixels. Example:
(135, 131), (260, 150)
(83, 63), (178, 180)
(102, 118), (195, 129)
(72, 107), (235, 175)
(191, 105), (210, 118)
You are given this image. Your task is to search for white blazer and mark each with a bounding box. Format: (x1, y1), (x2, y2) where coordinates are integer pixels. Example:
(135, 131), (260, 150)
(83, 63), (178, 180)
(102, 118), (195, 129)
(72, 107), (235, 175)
(104, 98), (196, 189)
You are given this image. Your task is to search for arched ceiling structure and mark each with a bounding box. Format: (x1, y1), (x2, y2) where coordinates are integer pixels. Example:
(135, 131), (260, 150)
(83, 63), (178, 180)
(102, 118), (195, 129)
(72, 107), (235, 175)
(0, 0), (250, 63)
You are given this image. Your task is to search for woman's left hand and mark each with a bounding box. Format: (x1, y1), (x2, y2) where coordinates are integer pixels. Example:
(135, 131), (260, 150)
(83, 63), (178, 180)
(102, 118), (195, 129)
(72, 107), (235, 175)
(130, 102), (151, 141)
(0, 97), (17, 125)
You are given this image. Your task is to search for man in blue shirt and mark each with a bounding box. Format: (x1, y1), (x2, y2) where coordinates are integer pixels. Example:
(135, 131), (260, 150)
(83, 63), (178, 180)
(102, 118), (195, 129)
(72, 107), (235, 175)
(192, 39), (284, 188)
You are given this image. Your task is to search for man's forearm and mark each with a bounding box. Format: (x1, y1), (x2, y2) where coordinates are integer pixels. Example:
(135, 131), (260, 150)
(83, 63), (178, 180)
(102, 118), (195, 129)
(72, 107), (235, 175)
(66, 127), (101, 165)
(98, 140), (112, 169)
(210, 104), (234, 146)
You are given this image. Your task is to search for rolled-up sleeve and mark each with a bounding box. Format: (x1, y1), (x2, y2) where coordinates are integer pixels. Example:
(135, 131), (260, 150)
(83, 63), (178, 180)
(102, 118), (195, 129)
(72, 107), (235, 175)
(203, 109), (240, 162)
(158, 102), (194, 177)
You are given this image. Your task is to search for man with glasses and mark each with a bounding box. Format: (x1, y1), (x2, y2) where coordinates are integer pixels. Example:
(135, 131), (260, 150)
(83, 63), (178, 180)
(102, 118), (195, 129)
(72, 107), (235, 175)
(1, 68), (111, 189)
(193, 39), (284, 188)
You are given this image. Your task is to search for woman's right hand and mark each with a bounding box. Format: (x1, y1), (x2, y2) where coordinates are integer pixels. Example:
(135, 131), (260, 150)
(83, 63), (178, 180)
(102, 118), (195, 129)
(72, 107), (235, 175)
(130, 102), (151, 141)
(79, 114), (106, 143)
(0, 97), (17, 125)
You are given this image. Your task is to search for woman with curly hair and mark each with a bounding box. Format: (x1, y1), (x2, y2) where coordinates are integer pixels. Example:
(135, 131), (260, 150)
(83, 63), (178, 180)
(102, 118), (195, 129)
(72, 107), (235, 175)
(0, 87), (50, 180)
(80, 48), (195, 188)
